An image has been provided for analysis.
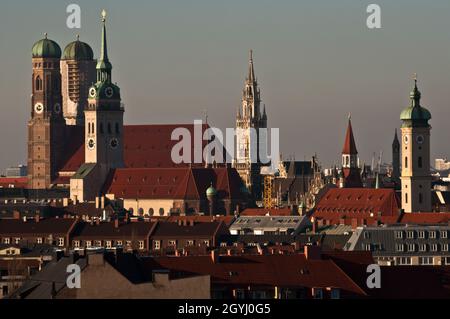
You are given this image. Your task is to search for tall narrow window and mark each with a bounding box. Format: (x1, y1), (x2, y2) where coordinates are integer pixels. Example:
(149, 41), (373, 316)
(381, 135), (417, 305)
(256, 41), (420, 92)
(419, 193), (423, 204)
(100, 123), (104, 134)
(35, 76), (42, 91)
(108, 123), (112, 134)
(418, 157), (423, 168)
(405, 157), (408, 169)
(405, 193), (408, 204)
(115, 123), (120, 134)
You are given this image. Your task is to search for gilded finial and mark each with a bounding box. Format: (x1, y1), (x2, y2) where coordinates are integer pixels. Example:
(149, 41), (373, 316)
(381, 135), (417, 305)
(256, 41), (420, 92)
(101, 9), (107, 22)
(249, 49), (253, 62)
(76, 34), (80, 41)
(348, 112), (351, 120)
(44, 32), (48, 39)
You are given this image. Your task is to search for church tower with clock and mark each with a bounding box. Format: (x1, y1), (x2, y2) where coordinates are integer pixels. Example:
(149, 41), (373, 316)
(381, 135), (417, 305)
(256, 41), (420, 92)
(70, 10), (124, 202)
(84, 9), (124, 168)
(27, 34), (66, 189)
(400, 76), (432, 213)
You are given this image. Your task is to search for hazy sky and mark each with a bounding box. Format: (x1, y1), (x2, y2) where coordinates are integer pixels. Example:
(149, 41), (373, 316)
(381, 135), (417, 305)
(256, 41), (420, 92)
(1, 0), (450, 172)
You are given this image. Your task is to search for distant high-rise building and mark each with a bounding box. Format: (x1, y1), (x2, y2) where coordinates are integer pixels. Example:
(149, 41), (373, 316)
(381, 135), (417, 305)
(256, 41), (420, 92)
(234, 50), (267, 199)
(400, 77), (432, 213)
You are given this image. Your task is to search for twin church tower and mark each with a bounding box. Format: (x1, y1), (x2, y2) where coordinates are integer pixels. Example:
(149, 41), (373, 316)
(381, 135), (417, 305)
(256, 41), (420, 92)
(28, 10), (123, 196)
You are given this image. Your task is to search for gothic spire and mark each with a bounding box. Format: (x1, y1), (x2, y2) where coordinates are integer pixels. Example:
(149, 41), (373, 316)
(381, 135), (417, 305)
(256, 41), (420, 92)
(96, 9), (112, 83)
(248, 49), (256, 83)
(393, 129), (400, 147)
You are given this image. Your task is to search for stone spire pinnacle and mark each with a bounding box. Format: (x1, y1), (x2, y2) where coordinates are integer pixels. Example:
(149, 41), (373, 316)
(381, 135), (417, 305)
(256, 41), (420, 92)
(248, 49), (255, 83)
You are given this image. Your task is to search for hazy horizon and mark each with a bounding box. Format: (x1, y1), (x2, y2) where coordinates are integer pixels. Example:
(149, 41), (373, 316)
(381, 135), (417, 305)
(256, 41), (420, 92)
(1, 0), (450, 173)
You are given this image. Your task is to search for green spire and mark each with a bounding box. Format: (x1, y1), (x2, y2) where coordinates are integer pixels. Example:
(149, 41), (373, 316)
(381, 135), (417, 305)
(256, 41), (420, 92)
(96, 9), (112, 83)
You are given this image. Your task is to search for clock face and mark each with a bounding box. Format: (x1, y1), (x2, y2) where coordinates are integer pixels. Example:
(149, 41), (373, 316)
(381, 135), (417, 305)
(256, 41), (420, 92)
(105, 87), (114, 98)
(110, 138), (119, 149)
(89, 88), (96, 98)
(416, 135), (424, 144)
(34, 103), (44, 114)
(404, 135), (409, 145)
(87, 138), (96, 150)
(54, 103), (61, 114)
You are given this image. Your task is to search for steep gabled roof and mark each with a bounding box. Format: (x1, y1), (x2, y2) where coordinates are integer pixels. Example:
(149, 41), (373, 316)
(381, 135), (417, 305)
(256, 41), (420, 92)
(342, 119), (358, 155)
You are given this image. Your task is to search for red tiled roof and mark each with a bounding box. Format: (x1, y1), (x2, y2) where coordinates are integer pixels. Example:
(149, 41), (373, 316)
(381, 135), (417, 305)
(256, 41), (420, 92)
(71, 221), (156, 239)
(0, 218), (77, 236)
(342, 119), (357, 155)
(314, 188), (400, 223)
(59, 124), (210, 173)
(152, 215), (236, 226)
(142, 254), (367, 294)
(103, 167), (245, 200)
(399, 212), (450, 224)
(240, 208), (293, 216)
(0, 177), (28, 188)
(151, 221), (228, 238)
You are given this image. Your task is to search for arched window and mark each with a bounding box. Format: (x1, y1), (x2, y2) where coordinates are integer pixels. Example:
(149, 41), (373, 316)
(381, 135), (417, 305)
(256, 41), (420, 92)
(108, 123), (112, 134)
(418, 157), (423, 168)
(159, 208), (164, 216)
(419, 193), (423, 204)
(35, 76), (42, 91)
(138, 208), (144, 216)
(88, 123), (91, 134)
(115, 123), (120, 134)
(148, 208), (154, 216)
(405, 157), (408, 169)
(128, 208), (134, 215)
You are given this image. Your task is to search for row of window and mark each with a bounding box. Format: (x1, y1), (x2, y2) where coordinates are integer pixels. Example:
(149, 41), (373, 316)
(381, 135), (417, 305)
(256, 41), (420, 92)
(154, 240), (210, 250)
(2, 237), (64, 246)
(33, 62), (55, 69)
(87, 122), (120, 135)
(395, 243), (449, 252)
(73, 240), (145, 250)
(396, 256), (450, 266)
(394, 230), (447, 239)
(404, 156), (423, 169)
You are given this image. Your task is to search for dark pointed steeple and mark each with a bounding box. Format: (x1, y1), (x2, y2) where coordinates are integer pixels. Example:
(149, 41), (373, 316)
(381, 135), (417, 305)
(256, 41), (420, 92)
(96, 9), (112, 83)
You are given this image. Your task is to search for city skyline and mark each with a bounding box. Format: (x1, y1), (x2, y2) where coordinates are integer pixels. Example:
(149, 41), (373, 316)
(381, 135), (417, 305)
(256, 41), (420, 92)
(1, 0), (450, 171)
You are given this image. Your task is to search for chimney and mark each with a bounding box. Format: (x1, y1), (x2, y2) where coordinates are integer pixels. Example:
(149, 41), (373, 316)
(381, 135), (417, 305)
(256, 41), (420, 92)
(114, 218), (119, 229)
(304, 245), (321, 260)
(100, 196), (105, 209)
(311, 217), (318, 234)
(95, 197), (100, 209)
(35, 214), (40, 223)
(73, 195), (78, 205)
(63, 197), (69, 207)
(95, 218), (100, 226)
(211, 249), (219, 263)
(351, 218), (358, 230)
(13, 210), (20, 220)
